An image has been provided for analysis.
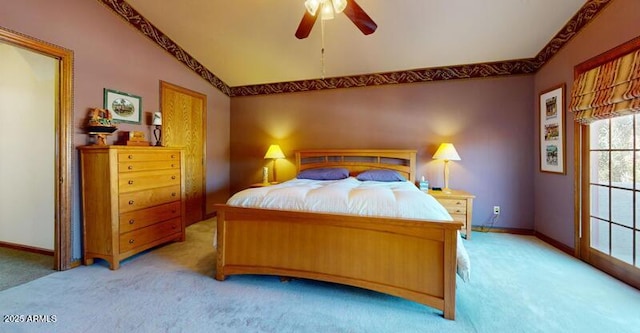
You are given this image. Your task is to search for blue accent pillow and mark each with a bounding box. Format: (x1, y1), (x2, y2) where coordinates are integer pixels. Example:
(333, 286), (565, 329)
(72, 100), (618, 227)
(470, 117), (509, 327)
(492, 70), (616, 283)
(356, 169), (406, 182)
(297, 168), (349, 180)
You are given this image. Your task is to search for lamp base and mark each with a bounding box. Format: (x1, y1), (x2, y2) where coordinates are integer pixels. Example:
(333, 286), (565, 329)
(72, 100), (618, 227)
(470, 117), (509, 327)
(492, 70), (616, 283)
(153, 125), (162, 147)
(442, 187), (453, 194)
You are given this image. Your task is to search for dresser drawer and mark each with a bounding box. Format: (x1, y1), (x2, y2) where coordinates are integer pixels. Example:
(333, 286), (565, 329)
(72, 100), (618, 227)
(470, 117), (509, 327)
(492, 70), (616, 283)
(118, 151), (180, 163)
(119, 185), (181, 213)
(118, 169), (181, 193)
(119, 201), (181, 233)
(438, 198), (467, 215)
(119, 160), (181, 173)
(119, 217), (181, 253)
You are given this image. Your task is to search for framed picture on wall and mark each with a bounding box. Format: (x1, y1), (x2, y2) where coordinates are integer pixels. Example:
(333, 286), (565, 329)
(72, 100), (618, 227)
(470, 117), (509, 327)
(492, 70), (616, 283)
(539, 83), (566, 174)
(103, 88), (142, 124)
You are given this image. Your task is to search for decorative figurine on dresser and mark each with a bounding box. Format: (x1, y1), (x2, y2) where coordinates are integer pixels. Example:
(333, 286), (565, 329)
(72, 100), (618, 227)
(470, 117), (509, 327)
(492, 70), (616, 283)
(78, 145), (186, 270)
(86, 108), (117, 146)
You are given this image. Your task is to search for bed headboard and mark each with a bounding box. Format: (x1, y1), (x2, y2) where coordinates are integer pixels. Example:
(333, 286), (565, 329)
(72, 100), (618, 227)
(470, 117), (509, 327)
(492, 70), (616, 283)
(295, 149), (417, 183)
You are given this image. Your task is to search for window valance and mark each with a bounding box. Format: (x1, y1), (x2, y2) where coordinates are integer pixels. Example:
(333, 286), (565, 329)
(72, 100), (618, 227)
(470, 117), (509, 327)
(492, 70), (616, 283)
(570, 49), (640, 124)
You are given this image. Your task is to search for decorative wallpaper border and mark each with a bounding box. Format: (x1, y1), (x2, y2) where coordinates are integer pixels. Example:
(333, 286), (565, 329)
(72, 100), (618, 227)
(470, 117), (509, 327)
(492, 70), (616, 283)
(99, 0), (231, 96)
(230, 59), (541, 96)
(101, 0), (612, 97)
(533, 0), (612, 65)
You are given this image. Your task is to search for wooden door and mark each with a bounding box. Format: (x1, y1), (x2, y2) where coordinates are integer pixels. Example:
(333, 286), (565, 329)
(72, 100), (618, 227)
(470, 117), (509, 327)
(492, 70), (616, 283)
(160, 81), (206, 226)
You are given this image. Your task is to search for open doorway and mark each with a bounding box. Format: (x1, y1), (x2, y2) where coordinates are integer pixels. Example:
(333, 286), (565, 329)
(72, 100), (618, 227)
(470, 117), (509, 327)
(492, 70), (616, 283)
(0, 28), (73, 271)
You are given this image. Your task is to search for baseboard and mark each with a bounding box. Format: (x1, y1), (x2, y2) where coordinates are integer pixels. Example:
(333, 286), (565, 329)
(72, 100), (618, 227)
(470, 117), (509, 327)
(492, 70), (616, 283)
(534, 231), (576, 257)
(69, 259), (82, 269)
(0, 241), (54, 256)
(472, 226), (535, 236)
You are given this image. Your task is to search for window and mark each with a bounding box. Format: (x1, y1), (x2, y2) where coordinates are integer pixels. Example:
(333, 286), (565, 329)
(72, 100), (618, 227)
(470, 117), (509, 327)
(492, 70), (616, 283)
(573, 37), (640, 289)
(588, 114), (638, 267)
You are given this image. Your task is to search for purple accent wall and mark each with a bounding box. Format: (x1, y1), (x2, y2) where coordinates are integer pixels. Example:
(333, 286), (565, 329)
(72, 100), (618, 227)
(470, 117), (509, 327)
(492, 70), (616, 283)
(231, 76), (535, 230)
(533, 0), (640, 248)
(0, 0), (231, 259)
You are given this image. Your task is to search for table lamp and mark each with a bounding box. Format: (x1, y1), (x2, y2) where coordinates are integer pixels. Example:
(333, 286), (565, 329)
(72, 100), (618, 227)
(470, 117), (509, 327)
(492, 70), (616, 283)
(432, 143), (461, 193)
(264, 144), (285, 183)
(152, 112), (162, 146)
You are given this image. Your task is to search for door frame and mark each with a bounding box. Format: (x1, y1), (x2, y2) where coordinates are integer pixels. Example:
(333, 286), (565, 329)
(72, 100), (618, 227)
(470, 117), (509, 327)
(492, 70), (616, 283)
(574, 36), (640, 289)
(0, 27), (74, 270)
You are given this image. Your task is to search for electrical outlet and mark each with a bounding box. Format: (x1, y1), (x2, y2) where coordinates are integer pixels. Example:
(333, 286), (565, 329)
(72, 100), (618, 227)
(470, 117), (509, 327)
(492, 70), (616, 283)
(493, 206), (501, 215)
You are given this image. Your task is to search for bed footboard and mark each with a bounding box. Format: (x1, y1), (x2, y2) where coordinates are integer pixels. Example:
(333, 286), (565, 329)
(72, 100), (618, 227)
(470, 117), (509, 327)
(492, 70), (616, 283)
(214, 204), (461, 320)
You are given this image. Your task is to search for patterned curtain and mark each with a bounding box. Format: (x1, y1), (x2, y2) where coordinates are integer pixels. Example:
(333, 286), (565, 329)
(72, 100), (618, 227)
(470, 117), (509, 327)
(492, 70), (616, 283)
(569, 49), (640, 124)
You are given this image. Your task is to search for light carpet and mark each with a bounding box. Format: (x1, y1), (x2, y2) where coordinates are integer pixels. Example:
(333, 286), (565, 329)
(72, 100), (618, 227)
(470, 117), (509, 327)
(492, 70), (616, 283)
(0, 218), (639, 333)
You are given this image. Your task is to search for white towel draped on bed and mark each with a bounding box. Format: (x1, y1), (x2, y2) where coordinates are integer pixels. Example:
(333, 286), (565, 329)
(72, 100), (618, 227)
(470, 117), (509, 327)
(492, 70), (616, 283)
(225, 177), (471, 282)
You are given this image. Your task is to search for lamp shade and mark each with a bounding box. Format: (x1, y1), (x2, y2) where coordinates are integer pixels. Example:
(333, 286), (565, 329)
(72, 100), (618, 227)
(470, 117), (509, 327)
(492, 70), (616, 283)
(432, 143), (461, 161)
(264, 144), (285, 159)
(152, 112), (162, 126)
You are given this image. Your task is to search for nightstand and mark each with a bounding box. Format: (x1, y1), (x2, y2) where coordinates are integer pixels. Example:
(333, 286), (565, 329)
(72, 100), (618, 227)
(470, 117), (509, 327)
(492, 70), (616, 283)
(428, 189), (475, 240)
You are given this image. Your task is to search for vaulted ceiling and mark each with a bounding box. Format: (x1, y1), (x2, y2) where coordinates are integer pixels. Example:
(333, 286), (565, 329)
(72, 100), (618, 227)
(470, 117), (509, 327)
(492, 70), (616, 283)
(102, 0), (611, 95)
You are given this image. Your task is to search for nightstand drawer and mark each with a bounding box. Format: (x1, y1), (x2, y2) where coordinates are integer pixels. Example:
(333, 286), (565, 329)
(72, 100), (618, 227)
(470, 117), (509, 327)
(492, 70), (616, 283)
(439, 198), (467, 214)
(450, 213), (466, 222)
(428, 189), (475, 240)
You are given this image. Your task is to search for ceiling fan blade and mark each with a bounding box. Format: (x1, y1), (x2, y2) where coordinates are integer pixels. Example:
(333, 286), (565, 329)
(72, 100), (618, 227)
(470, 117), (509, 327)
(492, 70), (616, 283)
(343, 0), (377, 35)
(295, 11), (318, 39)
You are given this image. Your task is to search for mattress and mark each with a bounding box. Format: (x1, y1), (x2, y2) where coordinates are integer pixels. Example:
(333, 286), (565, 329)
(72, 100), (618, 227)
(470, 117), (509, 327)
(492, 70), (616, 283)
(225, 177), (471, 281)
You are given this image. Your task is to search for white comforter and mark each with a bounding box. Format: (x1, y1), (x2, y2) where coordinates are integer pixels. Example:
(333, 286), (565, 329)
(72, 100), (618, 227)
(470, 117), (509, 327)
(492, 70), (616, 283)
(226, 177), (470, 281)
(228, 177), (452, 220)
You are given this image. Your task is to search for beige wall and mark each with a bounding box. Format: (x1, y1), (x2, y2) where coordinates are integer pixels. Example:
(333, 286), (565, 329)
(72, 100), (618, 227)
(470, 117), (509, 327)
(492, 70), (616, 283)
(0, 43), (56, 250)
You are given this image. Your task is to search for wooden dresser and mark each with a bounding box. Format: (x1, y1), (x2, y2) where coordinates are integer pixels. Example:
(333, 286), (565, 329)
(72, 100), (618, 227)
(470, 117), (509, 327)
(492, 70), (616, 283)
(78, 146), (185, 270)
(428, 189), (475, 240)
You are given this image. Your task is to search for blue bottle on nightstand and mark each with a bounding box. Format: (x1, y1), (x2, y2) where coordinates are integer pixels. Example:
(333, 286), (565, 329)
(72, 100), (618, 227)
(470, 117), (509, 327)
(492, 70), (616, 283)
(419, 176), (429, 191)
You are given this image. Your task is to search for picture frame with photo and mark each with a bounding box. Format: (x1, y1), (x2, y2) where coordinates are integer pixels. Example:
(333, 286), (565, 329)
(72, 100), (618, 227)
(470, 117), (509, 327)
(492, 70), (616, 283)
(539, 83), (566, 174)
(103, 88), (142, 124)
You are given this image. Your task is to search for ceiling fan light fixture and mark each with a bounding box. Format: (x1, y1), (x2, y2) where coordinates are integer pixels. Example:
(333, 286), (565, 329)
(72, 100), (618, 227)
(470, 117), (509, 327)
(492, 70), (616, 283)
(320, 0), (335, 20)
(332, 0), (347, 13)
(304, 0), (320, 16)
(296, 0), (377, 39)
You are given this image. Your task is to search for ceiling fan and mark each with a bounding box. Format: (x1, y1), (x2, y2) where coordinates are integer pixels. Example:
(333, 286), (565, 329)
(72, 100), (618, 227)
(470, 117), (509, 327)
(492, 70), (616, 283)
(295, 0), (377, 39)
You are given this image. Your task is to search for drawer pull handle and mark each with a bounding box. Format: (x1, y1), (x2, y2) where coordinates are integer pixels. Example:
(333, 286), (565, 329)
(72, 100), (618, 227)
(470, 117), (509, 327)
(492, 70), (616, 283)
(172, 210), (177, 214)
(128, 180), (134, 185)
(456, 201), (462, 205)
(127, 165), (133, 170)
(128, 155), (133, 159)
(171, 192), (177, 197)
(171, 164), (175, 168)
(171, 176), (176, 180)
(128, 239), (135, 244)
(171, 154), (176, 159)
(171, 224), (177, 229)
(129, 219), (135, 225)
(128, 200), (134, 205)
(456, 209), (462, 213)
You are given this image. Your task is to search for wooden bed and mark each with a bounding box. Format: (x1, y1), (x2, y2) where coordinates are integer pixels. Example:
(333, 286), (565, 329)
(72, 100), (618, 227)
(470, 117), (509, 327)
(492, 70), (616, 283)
(214, 149), (462, 319)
